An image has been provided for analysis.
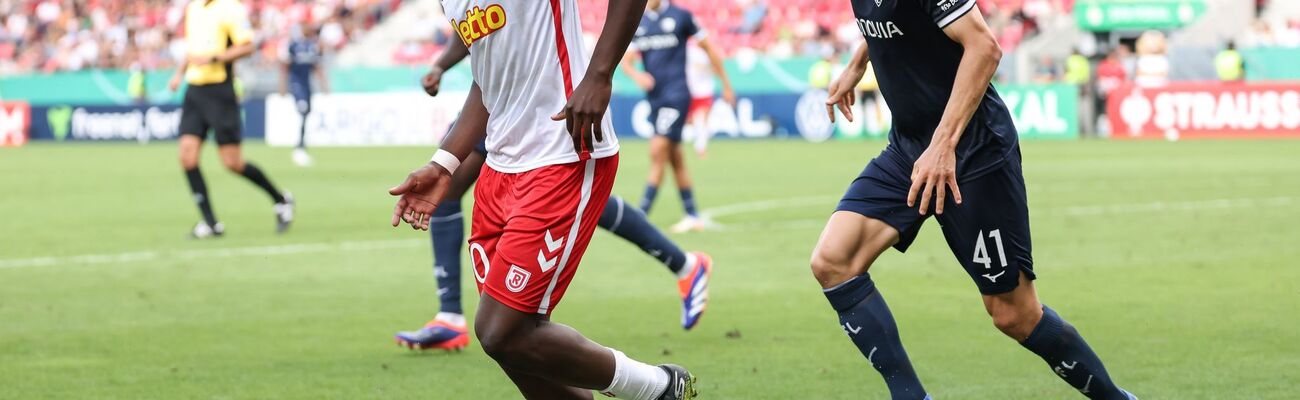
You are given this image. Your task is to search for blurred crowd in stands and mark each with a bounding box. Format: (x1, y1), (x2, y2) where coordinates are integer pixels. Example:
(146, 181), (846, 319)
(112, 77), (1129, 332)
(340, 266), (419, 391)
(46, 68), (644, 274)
(3, 0), (1295, 75)
(0, 0), (397, 74)
(396, 0), (1069, 65)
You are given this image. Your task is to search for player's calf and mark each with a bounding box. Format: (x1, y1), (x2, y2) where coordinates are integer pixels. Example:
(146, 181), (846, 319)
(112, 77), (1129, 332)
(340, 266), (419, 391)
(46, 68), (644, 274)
(992, 277), (1134, 399)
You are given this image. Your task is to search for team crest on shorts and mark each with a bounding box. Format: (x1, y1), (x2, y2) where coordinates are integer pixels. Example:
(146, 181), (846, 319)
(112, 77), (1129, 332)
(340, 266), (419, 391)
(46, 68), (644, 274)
(875, 0), (883, 6)
(505, 265), (531, 293)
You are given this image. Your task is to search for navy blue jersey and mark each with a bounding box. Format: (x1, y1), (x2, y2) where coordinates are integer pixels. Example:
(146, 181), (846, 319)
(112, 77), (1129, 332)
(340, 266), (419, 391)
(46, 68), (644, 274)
(281, 38), (322, 97)
(632, 2), (701, 103)
(852, 0), (1017, 179)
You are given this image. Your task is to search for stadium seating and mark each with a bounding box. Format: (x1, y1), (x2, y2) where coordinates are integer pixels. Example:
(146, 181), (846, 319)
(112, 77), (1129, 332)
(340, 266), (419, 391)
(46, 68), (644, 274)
(0, 0), (397, 74)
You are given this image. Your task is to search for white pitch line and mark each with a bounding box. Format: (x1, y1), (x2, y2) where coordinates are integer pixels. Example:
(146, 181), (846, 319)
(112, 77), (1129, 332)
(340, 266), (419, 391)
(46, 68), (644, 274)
(0, 238), (424, 270)
(1, 196), (1293, 270)
(700, 195), (1297, 232)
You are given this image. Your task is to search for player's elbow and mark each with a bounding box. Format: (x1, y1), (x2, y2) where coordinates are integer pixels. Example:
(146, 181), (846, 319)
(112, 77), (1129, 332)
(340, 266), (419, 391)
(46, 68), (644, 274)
(974, 36), (1002, 66)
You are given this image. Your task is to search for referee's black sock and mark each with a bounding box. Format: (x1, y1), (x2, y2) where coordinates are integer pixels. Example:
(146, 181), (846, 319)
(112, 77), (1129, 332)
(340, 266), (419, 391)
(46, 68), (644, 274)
(240, 162), (286, 204)
(184, 167), (218, 226)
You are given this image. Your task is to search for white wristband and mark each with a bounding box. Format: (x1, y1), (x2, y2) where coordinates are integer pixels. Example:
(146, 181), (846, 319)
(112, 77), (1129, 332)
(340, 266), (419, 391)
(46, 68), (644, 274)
(430, 149), (462, 175)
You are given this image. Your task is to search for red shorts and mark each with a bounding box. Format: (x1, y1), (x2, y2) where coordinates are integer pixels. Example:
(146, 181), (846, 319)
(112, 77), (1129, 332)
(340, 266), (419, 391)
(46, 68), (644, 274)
(688, 96), (713, 119)
(469, 155), (618, 315)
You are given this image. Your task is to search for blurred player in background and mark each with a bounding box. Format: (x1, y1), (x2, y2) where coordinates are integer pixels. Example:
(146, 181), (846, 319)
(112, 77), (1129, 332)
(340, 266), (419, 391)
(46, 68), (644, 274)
(394, 43), (714, 352)
(171, 0), (294, 238)
(817, 0), (1135, 398)
(684, 44), (715, 158)
(280, 24), (330, 167)
(622, 0), (735, 233)
(387, 0), (698, 398)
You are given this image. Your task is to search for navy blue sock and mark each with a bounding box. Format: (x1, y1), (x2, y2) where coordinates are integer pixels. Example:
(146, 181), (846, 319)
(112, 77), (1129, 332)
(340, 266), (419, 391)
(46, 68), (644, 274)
(679, 187), (698, 217)
(429, 200), (464, 315)
(598, 196), (688, 274)
(639, 184), (659, 214)
(823, 275), (927, 400)
(1021, 306), (1127, 399)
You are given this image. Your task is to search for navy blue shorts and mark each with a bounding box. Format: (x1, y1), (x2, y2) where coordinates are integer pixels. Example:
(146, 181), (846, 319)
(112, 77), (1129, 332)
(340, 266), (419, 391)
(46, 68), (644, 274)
(648, 99), (689, 143)
(836, 147), (1035, 295)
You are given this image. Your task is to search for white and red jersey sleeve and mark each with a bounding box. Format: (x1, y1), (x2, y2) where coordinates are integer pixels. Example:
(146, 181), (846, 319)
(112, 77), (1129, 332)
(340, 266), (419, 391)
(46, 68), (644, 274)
(440, 0), (619, 173)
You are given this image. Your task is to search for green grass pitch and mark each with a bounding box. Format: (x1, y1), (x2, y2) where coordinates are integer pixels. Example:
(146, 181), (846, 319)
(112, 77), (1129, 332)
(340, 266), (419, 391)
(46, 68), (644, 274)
(1, 140), (1298, 399)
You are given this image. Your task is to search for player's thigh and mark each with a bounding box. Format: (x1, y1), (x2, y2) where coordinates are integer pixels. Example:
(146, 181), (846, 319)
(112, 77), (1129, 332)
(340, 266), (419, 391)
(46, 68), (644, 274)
(205, 84), (243, 146)
(935, 162), (1035, 296)
(811, 211), (901, 288)
(177, 134), (203, 168)
(216, 143), (244, 171)
(648, 136), (672, 163)
(649, 102), (687, 142)
(482, 157), (617, 315)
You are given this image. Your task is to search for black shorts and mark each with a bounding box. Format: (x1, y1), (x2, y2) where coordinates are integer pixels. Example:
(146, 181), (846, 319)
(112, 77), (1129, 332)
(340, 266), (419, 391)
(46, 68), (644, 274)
(836, 146), (1035, 295)
(648, 99), (689, 143)
(180, 82), (242, 145)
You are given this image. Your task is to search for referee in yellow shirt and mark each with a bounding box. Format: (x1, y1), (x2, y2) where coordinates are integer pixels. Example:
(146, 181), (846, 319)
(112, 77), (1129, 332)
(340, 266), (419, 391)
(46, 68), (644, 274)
(169, 0), (293, 238)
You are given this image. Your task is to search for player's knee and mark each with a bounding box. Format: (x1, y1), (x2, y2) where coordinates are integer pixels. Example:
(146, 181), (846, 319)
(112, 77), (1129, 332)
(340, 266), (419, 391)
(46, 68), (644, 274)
(809, 248), (860, 288)
(221, 157), (244, 173)
(989, 306), (1038, 339)
(179, 154), (198, 169)
(476, 327), (540, 368)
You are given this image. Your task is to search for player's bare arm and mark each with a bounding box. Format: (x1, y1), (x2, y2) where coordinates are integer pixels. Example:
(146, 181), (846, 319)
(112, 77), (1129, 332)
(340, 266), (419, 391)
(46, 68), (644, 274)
(168, 59), (189, 92)
(422, 41), (468, 97)
(552, 0), (647, 154)
(696, 38), (736, 106)
(907, 9), (1000, 216)
(279, 60), (290, 95)
(619, 51), (655, 92)
(389, 83), (489, 230)
(826, 42), (870, 123)
(315, 61), (330, 94)
(197, 41), (255, 65)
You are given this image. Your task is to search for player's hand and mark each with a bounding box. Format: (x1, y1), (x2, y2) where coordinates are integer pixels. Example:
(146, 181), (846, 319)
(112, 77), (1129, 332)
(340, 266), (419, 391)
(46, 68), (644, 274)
(552, 75), (611, 155)
(825, 66), (865, 123)
(907, 144), (963, 215)
(631, 72), (655, 92)
(421, 66), (445, 97)
(388, 163), (453, 230)
(168, 74), (183, 92)
(722, 86), (737, 108)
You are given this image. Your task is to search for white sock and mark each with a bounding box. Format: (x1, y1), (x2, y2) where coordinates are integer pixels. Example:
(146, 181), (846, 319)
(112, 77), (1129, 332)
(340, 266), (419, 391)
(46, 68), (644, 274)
(434, 312), (465, 326)
(675, 253), (698, 280)
(602, 348), (669, 400)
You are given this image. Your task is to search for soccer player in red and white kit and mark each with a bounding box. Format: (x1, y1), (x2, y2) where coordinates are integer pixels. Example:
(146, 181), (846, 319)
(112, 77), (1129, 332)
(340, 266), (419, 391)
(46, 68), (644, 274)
(387, 1), (697, 399)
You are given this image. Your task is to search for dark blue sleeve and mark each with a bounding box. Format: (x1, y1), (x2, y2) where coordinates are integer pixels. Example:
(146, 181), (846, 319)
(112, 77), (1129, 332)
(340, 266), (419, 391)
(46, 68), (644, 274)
(925, 0), (978, 29)
(680, 10), (700, 39)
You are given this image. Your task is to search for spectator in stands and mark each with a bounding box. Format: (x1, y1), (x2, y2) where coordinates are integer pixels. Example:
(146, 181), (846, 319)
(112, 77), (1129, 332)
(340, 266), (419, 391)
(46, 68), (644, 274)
(1064, 48), (1093, 135)
(1134, 30), (1169, 87)
(1215, 41), (1246, 83)
(1032, 54), (1059, 83)
(1095, 46), (1128, 136)
(733, 0), (766, 34)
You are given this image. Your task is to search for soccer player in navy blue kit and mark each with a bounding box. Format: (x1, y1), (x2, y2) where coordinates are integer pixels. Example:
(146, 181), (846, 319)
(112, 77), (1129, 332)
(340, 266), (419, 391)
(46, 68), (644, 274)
(815, 1), (1137, 398)
(621, 0), (735, 233)
(394, 42), (714, 351)
(279, 25), (329, 167)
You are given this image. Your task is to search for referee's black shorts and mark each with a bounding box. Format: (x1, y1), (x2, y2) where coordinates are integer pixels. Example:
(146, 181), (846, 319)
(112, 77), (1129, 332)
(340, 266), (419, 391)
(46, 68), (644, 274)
(179, 81), (242, 145)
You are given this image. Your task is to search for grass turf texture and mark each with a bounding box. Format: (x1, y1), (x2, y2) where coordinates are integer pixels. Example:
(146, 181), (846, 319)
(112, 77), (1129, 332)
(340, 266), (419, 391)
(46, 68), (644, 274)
(1, 140), (1298, 399)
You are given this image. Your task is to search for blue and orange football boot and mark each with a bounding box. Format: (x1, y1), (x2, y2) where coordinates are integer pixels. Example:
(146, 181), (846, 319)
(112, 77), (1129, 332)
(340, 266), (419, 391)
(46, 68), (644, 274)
(394, 319), (470, 351)
(677, 252), (713, 330)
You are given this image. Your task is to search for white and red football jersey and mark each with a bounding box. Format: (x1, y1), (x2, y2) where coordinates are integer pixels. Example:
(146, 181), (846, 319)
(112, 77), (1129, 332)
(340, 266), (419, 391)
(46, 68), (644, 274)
(440, 0), (619, 173)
